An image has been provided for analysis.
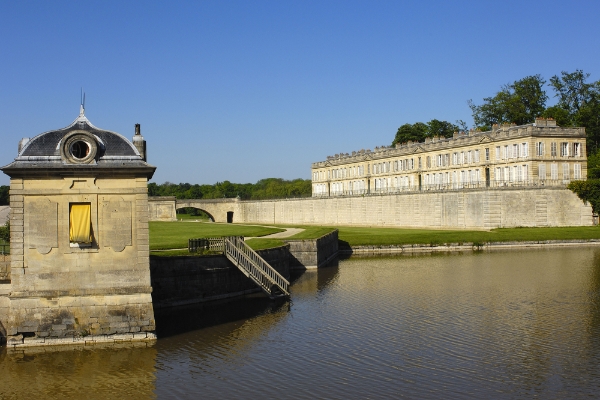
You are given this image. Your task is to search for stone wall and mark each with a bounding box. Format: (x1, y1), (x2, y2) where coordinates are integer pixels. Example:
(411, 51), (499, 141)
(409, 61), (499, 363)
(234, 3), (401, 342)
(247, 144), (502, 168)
(149, 247), (290, 308)
(148, 196), (177, 221)
(5, 176), (156, 347)
(150, 187), (592, 228)
(0, 254), (9, 282)
(239, 187), (592, 228)
(0, 206), (9, 226)
(286, 230), (339, 269)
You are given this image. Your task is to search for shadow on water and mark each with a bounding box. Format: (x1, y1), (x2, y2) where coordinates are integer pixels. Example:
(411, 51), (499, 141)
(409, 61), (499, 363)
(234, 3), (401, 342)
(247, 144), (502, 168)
(154, 295), (289, 339)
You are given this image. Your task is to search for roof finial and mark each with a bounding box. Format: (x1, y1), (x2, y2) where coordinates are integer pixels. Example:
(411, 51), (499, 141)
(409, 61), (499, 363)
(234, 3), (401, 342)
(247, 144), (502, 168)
(79, 88), (86, 116)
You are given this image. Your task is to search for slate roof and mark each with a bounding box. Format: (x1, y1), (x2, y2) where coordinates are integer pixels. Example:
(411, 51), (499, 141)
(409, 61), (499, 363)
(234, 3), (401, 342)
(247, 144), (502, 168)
(1, 111), (156, 178)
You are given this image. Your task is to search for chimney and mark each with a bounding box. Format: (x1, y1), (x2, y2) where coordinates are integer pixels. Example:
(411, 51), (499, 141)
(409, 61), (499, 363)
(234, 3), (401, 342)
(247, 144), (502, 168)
(132, 123), (147, 161)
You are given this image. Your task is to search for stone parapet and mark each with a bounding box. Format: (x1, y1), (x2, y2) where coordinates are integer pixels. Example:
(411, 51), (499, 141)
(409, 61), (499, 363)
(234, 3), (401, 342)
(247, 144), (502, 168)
(286, 230), (339, 269)
(340, 239), (600, 256)
(150, 247), (290, 308)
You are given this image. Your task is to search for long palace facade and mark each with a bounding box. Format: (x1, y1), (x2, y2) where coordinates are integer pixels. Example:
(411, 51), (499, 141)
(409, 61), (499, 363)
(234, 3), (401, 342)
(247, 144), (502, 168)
(311, 118), (587, 197)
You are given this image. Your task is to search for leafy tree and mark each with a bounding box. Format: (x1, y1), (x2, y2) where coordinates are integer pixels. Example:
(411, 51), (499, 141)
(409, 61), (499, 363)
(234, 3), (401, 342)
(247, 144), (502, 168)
(568, 180), (600, 214)
(392, 123), (428, 146)
(0, 186), (8, 206)
(541, 105), (572, 127)
(147, 178), (312, 204)
(0, 221), (8, 243)
(469, 74), (548, 128)
(392, 120), (458, 146)
(587, 151), (600, 179)
(549, 70), (600, 152)
(549, 70), (596, 115)
(427, 119), (459, 138)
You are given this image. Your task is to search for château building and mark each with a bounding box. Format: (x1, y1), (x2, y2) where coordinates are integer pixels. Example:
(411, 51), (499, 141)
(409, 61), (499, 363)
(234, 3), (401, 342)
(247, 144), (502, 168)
(311, 118), (587, 196)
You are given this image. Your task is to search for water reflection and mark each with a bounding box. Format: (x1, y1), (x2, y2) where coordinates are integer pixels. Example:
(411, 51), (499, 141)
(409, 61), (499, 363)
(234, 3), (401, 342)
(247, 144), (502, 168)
(1, 247), (600, 399)
(0, 343), (156, 399)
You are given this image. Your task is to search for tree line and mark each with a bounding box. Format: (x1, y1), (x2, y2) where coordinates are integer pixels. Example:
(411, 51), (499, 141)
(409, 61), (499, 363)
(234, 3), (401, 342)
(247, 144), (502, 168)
(148, 178), (312, 201)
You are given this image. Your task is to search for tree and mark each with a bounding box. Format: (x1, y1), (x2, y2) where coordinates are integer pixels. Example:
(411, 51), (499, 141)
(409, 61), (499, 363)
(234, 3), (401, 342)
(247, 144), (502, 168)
(541, 105), (572, 127)
(392, 120), (458, 147)
(426, 119), (459, 138)
(392, 123), (428, 146)
(0, 221), (8, 243)
(0, 185), (8, 206)
(549, 70), (600, 152)
(549, 70), (595, 115)
(568, 180), (600, 214)
(469, 75), (548, 129)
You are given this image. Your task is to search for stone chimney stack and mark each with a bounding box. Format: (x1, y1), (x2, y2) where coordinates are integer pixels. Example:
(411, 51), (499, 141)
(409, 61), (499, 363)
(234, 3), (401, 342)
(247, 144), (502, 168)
(133, 123), (147, 161)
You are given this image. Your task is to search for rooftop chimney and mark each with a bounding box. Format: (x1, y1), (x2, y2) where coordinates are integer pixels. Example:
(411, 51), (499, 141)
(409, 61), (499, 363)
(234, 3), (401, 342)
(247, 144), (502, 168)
(132, 123), (147, 161)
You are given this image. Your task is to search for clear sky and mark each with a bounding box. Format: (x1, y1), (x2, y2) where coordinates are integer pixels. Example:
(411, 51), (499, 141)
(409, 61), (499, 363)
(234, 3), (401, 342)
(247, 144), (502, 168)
(1, 0), (599, 186)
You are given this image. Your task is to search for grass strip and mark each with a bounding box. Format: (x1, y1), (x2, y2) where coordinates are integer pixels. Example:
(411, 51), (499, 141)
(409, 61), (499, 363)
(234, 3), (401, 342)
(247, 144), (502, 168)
(244, 238), (286, 250)
(336, 226), (600, 247)
(285, 226), (336, 240)
(149, 221), (284, 250)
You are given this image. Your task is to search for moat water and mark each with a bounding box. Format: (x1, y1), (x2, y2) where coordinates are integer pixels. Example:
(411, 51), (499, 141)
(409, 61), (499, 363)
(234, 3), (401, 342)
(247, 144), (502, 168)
(2, 247), (600, 399)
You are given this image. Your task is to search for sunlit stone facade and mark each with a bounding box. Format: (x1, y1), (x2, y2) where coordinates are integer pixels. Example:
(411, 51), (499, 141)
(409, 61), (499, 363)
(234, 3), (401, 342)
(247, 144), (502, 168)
(0, 107), (157, 348)
(312, 118), (587, 196)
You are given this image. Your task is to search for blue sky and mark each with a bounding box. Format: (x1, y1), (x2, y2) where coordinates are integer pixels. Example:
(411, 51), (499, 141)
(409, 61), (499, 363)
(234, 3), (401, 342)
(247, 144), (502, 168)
(1, 0), (599, 186)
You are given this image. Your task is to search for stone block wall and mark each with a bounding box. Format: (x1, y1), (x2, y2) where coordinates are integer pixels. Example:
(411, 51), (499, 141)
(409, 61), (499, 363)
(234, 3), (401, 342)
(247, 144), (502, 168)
(238, 187), (592, 228)
(0, 254), (9, 282)
(8, 294), (155, 338)
(4, 177), (156, 345)
(149, 247), (290, 308)
(286, 230), (339, 269)
(148, 197), (177, 221)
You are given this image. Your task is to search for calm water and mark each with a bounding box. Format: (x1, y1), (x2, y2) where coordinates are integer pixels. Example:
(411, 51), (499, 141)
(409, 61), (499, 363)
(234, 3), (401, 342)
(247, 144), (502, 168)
(2, 247), (600, 399)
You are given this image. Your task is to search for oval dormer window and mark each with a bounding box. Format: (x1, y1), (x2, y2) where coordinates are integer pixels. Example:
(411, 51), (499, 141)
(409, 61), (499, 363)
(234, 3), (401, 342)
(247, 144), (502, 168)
(60, 131), (98, 164)
(70, 140), (90, 159)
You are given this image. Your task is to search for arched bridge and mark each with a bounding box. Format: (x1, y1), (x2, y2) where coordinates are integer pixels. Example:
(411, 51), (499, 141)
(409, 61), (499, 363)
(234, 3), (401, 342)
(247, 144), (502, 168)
(149, 197), (240, 223)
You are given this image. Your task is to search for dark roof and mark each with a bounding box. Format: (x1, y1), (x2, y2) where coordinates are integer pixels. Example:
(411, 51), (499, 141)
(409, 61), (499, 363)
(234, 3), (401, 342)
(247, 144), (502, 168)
(1, 112), (156, 179)
(21, 119), (138, 157)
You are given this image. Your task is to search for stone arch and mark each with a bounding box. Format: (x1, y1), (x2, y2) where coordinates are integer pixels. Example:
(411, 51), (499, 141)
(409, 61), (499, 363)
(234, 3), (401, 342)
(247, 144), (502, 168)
(175, 199), (239, 223)
(175, 206), (215, 222)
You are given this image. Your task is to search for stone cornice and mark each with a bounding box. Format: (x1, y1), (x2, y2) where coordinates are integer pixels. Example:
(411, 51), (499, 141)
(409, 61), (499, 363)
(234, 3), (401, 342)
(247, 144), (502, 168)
(312, 125), (585, 168)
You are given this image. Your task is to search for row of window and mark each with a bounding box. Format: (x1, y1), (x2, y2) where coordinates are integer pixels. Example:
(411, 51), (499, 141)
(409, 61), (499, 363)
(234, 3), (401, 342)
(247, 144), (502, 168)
(535, 142), (582, 157)
(536, 163), (582, 180)
(318, 162), (583, 195)
(314, 141), (583, 182)
(329, 180), (366, 194)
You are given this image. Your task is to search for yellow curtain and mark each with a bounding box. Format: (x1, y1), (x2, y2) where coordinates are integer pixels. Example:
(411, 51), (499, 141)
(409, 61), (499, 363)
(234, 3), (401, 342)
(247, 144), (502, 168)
(69, 204), (91, 243)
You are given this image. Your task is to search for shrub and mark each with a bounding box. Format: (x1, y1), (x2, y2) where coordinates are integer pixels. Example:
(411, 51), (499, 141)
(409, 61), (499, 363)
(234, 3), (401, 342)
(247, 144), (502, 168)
(0, 221), (9, 242)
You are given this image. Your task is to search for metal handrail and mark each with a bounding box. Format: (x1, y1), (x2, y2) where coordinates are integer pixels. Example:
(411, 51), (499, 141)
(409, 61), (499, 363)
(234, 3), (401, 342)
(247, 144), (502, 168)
(189, 237), (226, 253)
(224, 236), (289, 298)
(314, 178), (573, 197)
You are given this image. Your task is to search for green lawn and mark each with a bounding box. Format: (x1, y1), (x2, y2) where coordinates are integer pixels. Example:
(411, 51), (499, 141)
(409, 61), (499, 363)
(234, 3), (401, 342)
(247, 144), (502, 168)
(149, 220), (600, 254)
(286, 226), (337, 240)
(175, 213), (211, 222)
(149, 222), (284, 250)
(335, 226), (600, 247)
(244, 238), (286, 250)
